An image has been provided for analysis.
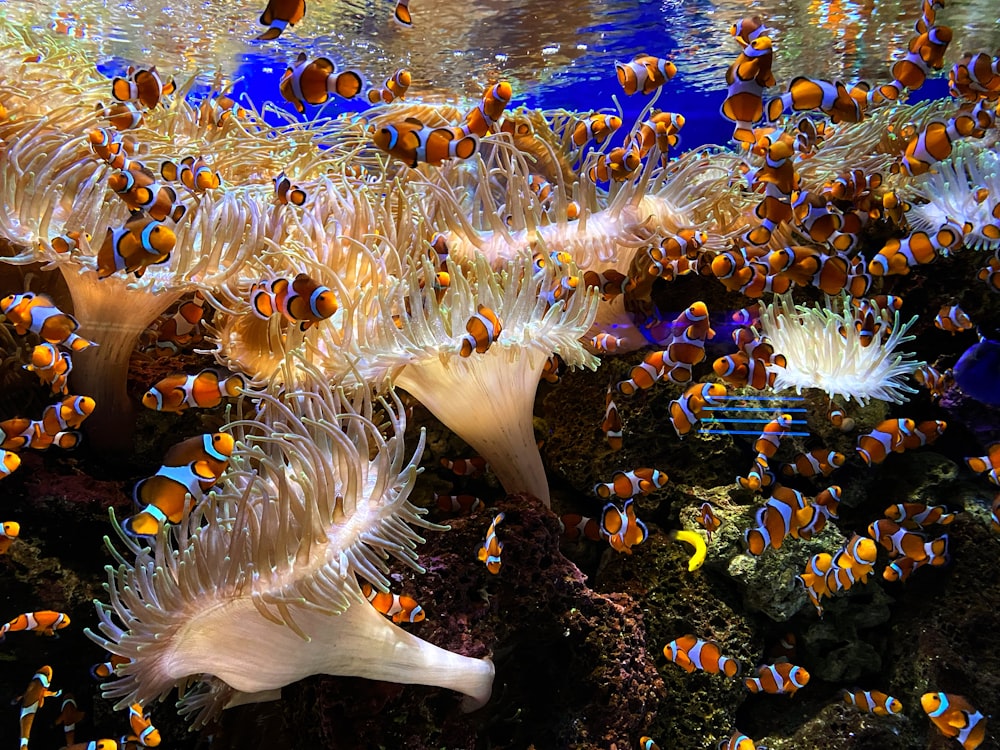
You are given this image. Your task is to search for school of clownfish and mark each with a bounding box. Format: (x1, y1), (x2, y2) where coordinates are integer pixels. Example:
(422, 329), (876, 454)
(2, 0), (1000, 746)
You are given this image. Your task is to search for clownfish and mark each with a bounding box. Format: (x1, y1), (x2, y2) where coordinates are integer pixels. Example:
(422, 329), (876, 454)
(856, 418), (916, 465)
(125, 433), (235, 537)
(601, 385), (623, 451)
(48, 230), (90, 255)
(663, 634), (741, 676)
(600, 498), (648, 554)
(730, 16), (770, 46)
(767, 77), (869, 124)
(697, 502), (721, 541)
(594, 468), (668, 499)
(459, 304), (502, 357)
(160, 155), (221, 192)
(571, 113), (622, 147)
(615, 54), (678, 96)
(717, 731), (765, 750)
(256, 0), (305, 40)
(250, 273), (338, 331)
(393, 0), (411, 26)
(669, 382), (727, 438)
(0, 611), (70, 640)
(370, 117), (479, 168)
(128, 703), (161, 747)
(744, 662), (810, 694)
(884, 502), (954, 528)
(66, 741), (118, 750)
(434, 493), (483, 514)
(273, 172), (307, 205)
(0, 521), (19, 554)
(781, 449), (845, 478)
(842, 689), (903, 716)
(107, 167), (184, 222)
(97, 211), (179, 279)
(53, 693), (85, 746)
(361, 582), (425, 623)
(199, 92), (247, 128)
(639, 738), (660, 750)
(95, 100), (144, 130)
(279, 52), (364, 113)
(965, 443), (1000, 485)
(921, 692), (986, 750)
(721, 36), (775, 145)
(441, 456), (489, 477)
(0, 449), (20, 479)
(18, 666), (61, 750)
(24, 342), (72, 395)
(142, 369), (246, 413)
(1, 292), (96, 351)
(477, 512), (504, 574)
(367, 68), (411, 104)
(90, 653), (131, 681)
(112, 66), (176, 110)
(934, 304), (973, 334)
(559, 512), (603, 542)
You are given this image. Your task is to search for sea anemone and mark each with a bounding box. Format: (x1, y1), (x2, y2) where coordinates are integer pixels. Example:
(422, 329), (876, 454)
(758, 293), (923, 405)
(88, 364), (494, 726)
(906, 142), (1000, 252)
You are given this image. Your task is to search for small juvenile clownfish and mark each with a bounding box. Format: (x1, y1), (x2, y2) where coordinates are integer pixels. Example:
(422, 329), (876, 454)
(1, 292), (96, 351)
(601, 384), (623, 451)
(600, 498), (648, 554)
(594, 468), (668, 499)
(160, 155), (221, 192)
(279, 52), (364, 113)
(459, 304), (502, 357)
(97, 211), (179, 279)
(744, 662), (810, 694)
(125, 433), (235, 537)
(18, 666), (61, 750)
(198, 91), (247, 128)
(0, 611), (70, 640)
(842, 689), (903, 716)
(142, 369), (246, 412)
(250, 273), (338, 331)
(53, 692), (86, 746)
(112, 66), (176, 110)
(717, 731), (766, 750)
(698, 502), (722, 541)
(477, 512), (504, 574)
(90, 653), (131, 681)
(371, 117), (479, 168)
(921, 692), (987, 750)
(128, 703), (161, 747)
(965, 443), (1000, 486)
(441, 455), (489, 477)
(393, 0), (411, 26)
(48, 230), (90, 254)
(615, 54), (678, 96)
(434, 493), (483, 514)
(24, 342), (72, 395)
(361, 582), (425, 623)
(0, 521), (19, 554)
(663, 634), (741, 676)
(273, 172), (307, 205)
(256, 0), (305, 40)
(639, 738), (660, 750)
(367, 68), (411, 104)
(0, 449), (20, 479)
(934, 304), (973, 334)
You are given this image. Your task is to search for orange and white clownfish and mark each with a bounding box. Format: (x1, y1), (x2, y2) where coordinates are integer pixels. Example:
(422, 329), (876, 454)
(0, 521), (19, 554)
(0, 292), (96, 351)
(142, 369), (246, 413)
(63, 739), (118, 750)
(730, 16), (770, 46)
(601, 384), (623, 451)
(198, 91), (247, 128)
(721, 36), (775, 145)
(434, 493), (483, 514)
(250, 273), (338, 331)
(884, 502), (954, 528)
(841, 689), (903, 716)
(459, 304), (502, 357)
(90, 653), (131, 681)
(440, 456), (489, 477)
(0, 449), (21, 479)
(47, 230), (90, 255)
(0, 611), (70, 640)
(461, 81), (513, 138)
(256, 0), (305, 40)
(95, 100), (144, 130)
(594, 468), (668, 499)
(360, 582), (425, 623)
(965, 443), (1000, 486)
(662, 634), (741, 676)
(24, 342), (72, 395)
(572, 112), (623, 147)
(477, 512), (504, 574)
(639, 738), (660, 750)
(53, 692), (86, 746)
(88, 128), (140, 172)
(107, 167), (184, 222)
(856, 418), (916, 465)
(697, 502), (721, 541)
(273, 172), (307, 205)
(125, 433), (235, 537)
(668, 382), (727, 438)
(781, 449), (845, 478)
(127, 703), (161, 747)
(97, 211), (179, 279)
(717, 731), (766, 750)
(921, 692), (986, 750)
(744, 662), (810, 694)
(160, 155), (221, 192)
(112, 66), (176, 110)
(600, 498), (648, 554)
(934, 304), (973, 334)
(393, 0), (411, 26)
(370, 117), (479, 168)
(18, 666), (61, 750)
(766, 77), (869, 124)
(615, 54), (678, 96)
(279, 52), (363, 113)
(367, 68), (411, 104)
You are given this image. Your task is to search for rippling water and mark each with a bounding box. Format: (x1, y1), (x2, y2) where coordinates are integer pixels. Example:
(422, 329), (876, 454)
(2, 0), (999, 141)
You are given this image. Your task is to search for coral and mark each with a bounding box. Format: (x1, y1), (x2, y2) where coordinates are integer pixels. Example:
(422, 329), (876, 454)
(88, 368), (494, 725)
(759, 293), (923, 405)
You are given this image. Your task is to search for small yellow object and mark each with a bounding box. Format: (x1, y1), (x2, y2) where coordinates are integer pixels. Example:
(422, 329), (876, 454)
(674, 530), (707, 571)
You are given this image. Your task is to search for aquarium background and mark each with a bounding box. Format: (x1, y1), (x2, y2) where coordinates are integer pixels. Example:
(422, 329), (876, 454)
(0, 1), (999, 749)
